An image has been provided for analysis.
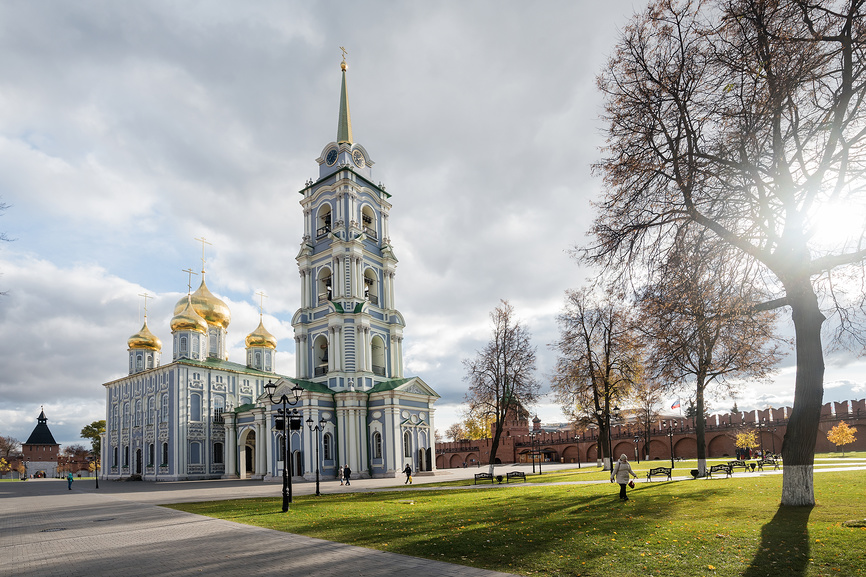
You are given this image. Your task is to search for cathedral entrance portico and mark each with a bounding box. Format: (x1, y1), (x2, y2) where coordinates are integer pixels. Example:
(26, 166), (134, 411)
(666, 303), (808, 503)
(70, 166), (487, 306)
(240, 429), (256, 479)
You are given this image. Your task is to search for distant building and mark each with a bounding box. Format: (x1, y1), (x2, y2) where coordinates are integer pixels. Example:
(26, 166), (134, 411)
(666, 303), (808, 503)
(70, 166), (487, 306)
(23, 409), (59, 478)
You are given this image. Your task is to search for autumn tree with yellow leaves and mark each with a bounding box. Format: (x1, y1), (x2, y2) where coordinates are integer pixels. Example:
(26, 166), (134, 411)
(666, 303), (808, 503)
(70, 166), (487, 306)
(827, 422), (858, 457)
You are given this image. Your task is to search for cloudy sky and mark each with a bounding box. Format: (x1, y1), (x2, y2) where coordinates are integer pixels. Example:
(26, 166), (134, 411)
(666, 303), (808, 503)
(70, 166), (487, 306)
(1, 1), (864, 450)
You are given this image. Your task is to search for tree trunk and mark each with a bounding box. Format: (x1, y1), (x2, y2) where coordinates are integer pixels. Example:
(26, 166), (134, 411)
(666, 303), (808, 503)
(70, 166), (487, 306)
(488, 427), (503, 476)
(696, 382), (707, 476)
(781, 281), (826, 507)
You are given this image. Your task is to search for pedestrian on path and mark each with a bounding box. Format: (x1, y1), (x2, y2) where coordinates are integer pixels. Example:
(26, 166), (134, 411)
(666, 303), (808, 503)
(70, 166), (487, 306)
(403, 463), (412, 484)
(338, 465), (344, 485)
(611, 454), (637, 501)
(67, 472), (74, 490)
(343, 464), (351, 486)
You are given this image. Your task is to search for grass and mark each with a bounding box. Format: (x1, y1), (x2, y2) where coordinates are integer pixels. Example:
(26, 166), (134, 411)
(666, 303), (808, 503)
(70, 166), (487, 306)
(166, 467), (866, 577)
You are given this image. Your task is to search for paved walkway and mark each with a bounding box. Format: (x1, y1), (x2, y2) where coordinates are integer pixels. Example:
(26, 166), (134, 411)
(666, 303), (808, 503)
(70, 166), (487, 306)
(0, 467), (537, 577)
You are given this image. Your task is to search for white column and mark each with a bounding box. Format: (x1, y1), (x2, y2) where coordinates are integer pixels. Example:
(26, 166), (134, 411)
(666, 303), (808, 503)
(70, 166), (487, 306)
(357, 328), (365, 374)
(397, 337), (404, 378)
(255, 411), (267, 479)
(328, 328), (335, 373)
(366, 328), (372, 372)
(389, 335), (397, 378)
(389, 273), (396, 309)
(224, 415), (237, 478)
(336, 327), (343, 372)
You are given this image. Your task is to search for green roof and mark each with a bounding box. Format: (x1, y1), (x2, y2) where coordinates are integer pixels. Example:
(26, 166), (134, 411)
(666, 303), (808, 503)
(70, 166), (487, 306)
(367, 378), (417, 394)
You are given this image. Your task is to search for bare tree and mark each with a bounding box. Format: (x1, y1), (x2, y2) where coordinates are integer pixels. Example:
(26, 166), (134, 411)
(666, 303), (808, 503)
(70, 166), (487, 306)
(630, 378), (662, 460)
(551, 286), (643, 470)
(0, 436), (21, 459)
(445, 423), (465, 442)
(464, 300), (539, 474)
(638, 235), (782, 475)
(592, 0), (866, 506)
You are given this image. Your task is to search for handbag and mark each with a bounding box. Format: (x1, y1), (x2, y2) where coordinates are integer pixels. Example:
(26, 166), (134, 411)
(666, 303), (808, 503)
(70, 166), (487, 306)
(628, 480), (635, 488)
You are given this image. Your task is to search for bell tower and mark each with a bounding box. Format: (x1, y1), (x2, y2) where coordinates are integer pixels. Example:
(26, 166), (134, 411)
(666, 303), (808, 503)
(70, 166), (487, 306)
(292, 54), (404, 391)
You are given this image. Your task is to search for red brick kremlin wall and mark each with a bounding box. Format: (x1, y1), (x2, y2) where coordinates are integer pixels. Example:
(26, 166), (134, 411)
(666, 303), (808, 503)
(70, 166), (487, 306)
(435, 399), (866, 469)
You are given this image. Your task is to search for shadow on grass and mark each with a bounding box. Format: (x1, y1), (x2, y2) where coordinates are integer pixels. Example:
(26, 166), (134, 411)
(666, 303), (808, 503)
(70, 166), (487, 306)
(743, 505), (813, 577)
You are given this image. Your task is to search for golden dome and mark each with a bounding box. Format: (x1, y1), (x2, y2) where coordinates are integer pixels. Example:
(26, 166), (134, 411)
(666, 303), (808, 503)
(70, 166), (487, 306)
(170, 296), (208, 334)
(173, 278), (231, 330)
(128, 321), (162, 351)
(245, 317), (277, 349)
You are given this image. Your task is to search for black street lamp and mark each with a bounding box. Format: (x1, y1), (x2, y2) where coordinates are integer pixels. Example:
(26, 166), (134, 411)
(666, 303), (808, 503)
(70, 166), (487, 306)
(264, 380), (304, 512)
(634, 434), (640, 464)
(306, 416), (327, 496)
(573, 435), (581, 469)
(759, 419), (766, 458)
(663, 422), (675, 469)
(770, 426), (777, 456)
(529, 431), (537, 474)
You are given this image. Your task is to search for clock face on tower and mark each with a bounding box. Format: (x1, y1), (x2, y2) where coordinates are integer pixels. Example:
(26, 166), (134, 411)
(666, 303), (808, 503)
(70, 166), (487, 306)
(326, 149), (338, 166)
(352, 149), (365, 167)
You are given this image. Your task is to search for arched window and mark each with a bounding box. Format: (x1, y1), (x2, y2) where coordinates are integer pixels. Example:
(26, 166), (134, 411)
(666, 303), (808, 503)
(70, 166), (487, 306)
(113, 447), (118, 467)
(147, 397), (155, 425)
(161, 393), (169, 422)
(213, 442), (224, 464)
(190, 393), (201, 421)
(190, 442), (201, 464)
(317, 268), (333, 305)
(316, 204), (332, 238)
(363, 268), (379, 306)
(265, 351), (271, 371)
(161, 443), (168, 466)
(180, 336), (188, 354)
(123, 403), (130, 427)
(134, 400), (142, 427)
(255, 351), (262, 366)
(146, 354), (154, 369)
(372, 431), (382, 459)
(323, 433), (333, 460)
(371, 335), (386, 376)
(148, 443), (154, 466)
(136, 353), (143, 369)
(313, 335), (329, 376)
(113, 405), (119, 429)
(403, 431), (412, 458)
(361, 205), (378, 240)
(123, 446), (129, 467)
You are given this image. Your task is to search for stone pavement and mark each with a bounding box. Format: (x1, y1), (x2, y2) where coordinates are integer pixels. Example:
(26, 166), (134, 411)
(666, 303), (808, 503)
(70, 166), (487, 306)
(0, 468), (527, 577)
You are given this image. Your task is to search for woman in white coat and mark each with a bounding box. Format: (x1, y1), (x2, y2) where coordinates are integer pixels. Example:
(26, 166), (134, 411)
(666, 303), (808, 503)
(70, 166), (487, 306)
(611, 454), (638, 501)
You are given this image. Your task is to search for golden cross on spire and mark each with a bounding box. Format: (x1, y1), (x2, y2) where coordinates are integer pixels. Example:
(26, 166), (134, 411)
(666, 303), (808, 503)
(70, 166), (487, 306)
(138, 292), (151, 320)
(255, 291), (268, 316)
(182, 268), (198, 294)
(194, 236), (212, 274)
(340, 46), (348, 61)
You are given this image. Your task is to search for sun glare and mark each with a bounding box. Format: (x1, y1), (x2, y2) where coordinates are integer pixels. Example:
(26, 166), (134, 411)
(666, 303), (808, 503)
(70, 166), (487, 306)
(808, 200), (866, 253)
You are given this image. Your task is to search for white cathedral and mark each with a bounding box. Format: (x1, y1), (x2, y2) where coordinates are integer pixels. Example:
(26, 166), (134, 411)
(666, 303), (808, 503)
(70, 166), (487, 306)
(101, 58), (439, 482)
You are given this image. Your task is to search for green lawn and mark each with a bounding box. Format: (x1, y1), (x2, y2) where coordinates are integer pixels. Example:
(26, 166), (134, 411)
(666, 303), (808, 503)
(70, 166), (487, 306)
(167, 468), (866, 577)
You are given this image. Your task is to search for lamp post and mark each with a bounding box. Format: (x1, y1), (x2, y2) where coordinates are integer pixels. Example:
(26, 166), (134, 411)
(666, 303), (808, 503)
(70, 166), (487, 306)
(770, 426), (777, 456)
(573, 435), (581, 469)
(306, 416), (326, 497)
(264, 380), (304, 512)
(663, 422), (675, 469)
(529, 431), (537, 474)
(634, 434), (640, 464)
(758, 419), (766, 458)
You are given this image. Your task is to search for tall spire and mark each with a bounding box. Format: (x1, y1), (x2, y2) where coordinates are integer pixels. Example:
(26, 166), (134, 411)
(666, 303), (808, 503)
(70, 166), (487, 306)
(337, 47), (353, 144)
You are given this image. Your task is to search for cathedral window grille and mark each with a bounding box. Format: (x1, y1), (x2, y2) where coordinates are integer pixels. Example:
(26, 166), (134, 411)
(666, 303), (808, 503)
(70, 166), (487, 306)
(372, 432), (382, 459)
(213, 442), (224, 464)
(323, 433), (333, 460)
(190, 442), (201, 464)
(190, 393), (202, 422)
(403, 431), (412, 458)
(134, 401), (142, 427)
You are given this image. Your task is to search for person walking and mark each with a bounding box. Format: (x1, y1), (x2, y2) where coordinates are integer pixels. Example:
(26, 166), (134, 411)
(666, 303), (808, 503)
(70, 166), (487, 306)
(67, 472), (74, 490)
(611, 454), (637, 501)
(403, 463), (412, 484)
(343, 464), (351, 486)
(338, 465), (344, 486)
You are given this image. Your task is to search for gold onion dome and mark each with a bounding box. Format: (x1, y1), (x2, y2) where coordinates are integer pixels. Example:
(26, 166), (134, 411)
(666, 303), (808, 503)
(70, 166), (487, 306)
(245, 317), (277, 350)
(128, 321), (162, 351)
(173, 278), (231, 329)
(171, 296), (209, 334)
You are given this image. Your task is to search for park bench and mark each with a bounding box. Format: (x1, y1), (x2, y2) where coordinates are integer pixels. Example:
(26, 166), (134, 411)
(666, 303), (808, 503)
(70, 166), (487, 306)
(708, 464), (732, 478)
(756, 459), (780, 471)
(506, 471), (526, 483)
(474, 472), (494, 484)
(646, 466), (672, 481)
(727, 460), (749, 472)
